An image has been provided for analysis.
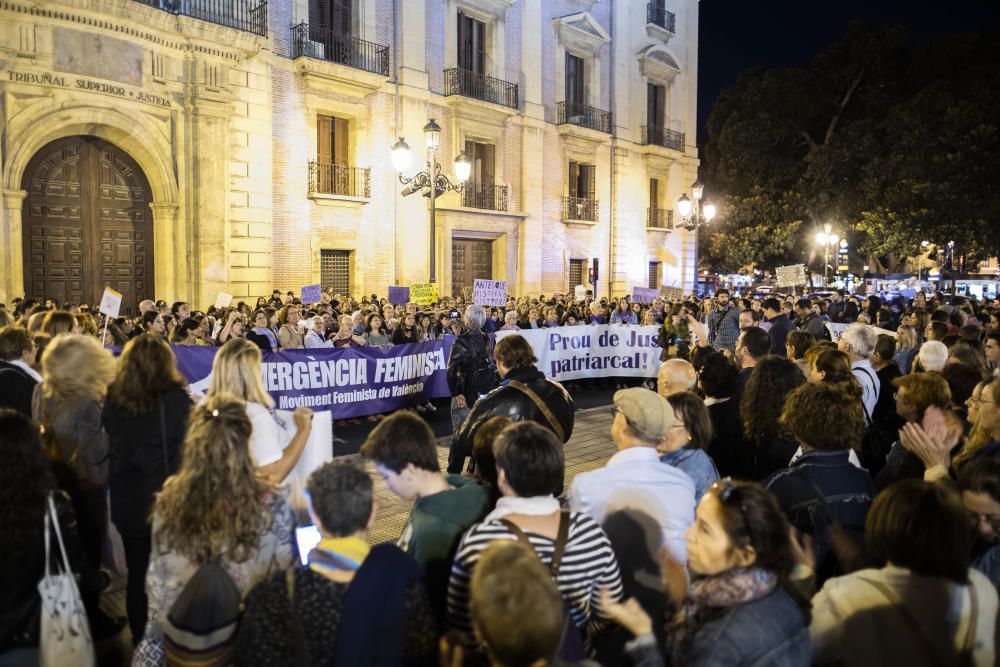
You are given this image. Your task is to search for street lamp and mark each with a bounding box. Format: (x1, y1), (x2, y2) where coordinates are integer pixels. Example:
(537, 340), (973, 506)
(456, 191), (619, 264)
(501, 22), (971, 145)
(677, 179), (717, 294)
(393, 119), (470, 284)
(814, 223), (839, 286)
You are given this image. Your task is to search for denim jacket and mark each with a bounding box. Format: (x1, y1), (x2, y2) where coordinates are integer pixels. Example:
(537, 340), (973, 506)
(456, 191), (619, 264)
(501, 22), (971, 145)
(660, 447), (719, 502)
(625, 586), (811, 667)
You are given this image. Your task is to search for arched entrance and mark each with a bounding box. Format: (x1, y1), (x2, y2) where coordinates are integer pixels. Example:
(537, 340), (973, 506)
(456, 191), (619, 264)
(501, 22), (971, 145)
(21, 136), (154, 314)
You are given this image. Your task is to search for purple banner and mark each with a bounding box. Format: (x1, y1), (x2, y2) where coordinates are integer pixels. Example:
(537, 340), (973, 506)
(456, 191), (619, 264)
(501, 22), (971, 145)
(171, 339), (454, 419)
(388, 286), (410, 305)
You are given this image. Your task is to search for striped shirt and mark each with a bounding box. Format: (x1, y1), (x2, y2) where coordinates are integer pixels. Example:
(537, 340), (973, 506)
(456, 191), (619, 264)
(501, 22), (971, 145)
(447, 512), (623, 640)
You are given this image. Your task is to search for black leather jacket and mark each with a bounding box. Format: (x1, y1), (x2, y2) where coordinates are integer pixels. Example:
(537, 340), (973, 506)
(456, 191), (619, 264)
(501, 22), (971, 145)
(446, 329), (488, 403)
(448, 366), (574, 474)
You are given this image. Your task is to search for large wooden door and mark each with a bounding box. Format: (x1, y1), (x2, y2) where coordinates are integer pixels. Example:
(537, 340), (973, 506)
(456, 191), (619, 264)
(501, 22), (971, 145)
(451, 239), (492, 298)
(22, 136), (153, 314)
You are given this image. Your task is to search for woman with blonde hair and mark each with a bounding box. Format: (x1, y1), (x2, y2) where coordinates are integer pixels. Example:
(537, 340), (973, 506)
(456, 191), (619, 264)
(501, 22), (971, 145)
(133, 394), (295, 664)
(41, 310), (80, 336)
(893, 324), (919, 374)
(207, 338), (312, 485)
(32, 333), (117, 569)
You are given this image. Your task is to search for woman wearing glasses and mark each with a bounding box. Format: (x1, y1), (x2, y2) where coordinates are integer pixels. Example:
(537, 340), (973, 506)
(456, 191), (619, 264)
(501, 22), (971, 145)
(602, 479), (811, 666)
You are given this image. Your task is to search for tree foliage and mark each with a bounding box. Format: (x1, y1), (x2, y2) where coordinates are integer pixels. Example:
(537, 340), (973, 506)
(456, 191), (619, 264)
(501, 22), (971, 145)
(701, 23), (1000, 274)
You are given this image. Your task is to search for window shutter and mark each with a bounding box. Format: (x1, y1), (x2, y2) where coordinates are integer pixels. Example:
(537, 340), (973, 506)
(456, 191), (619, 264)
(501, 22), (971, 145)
(482, 143), (494, 184)
(568, 161), (580, 198)
(649, 178), (659, 207)
(308, 0), (329, 42)
(475, 20), (486, 74)
(333, 0), (351, 35)
(458, 13), (470, 71)
(317, 115), (332, 164)
(333, 117), (349, 166)
(585, 165), (596, 199)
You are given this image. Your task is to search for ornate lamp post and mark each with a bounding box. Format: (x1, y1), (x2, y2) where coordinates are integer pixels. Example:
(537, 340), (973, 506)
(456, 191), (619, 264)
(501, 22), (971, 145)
(392, 119), (470, 284)
(677, 179), (717, 294)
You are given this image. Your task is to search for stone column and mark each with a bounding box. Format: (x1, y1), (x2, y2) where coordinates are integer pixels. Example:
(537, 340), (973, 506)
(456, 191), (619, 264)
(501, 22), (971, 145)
(0, 190), (27, 303)
(517, 0), (543, 296)
(150, 202), (182, 303)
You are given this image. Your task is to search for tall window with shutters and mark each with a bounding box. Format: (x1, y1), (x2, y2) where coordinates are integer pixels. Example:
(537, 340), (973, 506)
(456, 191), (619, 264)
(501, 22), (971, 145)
(309, 0), (352, 41)
(649, 261), (661, 290)
(316, 114), (351, 196)
(458, 11), (487, 75)
(463, 141), (499, 210)
(566, 161), (597, 221)
(566, 53), (585, 106)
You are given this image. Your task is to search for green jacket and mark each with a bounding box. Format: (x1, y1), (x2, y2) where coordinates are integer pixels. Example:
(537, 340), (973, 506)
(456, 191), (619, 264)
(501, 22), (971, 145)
(399, 474), (490, 621)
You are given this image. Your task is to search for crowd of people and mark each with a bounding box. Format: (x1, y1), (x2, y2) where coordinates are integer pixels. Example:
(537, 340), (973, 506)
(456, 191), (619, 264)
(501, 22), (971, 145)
(1, 284), (1000, 666)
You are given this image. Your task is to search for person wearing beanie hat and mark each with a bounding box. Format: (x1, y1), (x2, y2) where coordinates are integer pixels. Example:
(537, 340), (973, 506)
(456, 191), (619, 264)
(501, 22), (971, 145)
(568, 387), (695, 565)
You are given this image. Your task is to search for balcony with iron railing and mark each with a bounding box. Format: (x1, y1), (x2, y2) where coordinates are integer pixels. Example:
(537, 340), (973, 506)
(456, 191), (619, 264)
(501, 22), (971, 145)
(646, 3), (676, 34)
(444, 68), (519, 110)
(641, 125), (685, 151)
(292, 23), (390, 76)
(557, 101), (612, 134)
(563, 196), (599, 222)
(647, 208), (674, 230)
(308, 162), (371, 199)
(132, 0), (267, 35)
(462, 183), (509, 212)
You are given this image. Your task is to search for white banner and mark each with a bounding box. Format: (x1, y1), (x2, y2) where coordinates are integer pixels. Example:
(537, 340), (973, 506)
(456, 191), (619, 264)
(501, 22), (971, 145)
(825, 322), (896, 341)
(496, 325), (663, 381)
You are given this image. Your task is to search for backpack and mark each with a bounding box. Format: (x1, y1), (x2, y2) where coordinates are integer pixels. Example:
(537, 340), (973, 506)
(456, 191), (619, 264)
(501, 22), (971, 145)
(163, 561), (241, 666)
(465, 335), (500, 404)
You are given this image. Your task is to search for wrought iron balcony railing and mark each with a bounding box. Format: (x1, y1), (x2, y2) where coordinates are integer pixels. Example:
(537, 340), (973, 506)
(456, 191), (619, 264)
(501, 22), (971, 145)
(308, 162), (371, 198)
(462, 182), (509, 211)
(444, 68), (519, 109)
(557, 101), (612, 134)
(641, 125), (685, 151)
(132, 0), (267, 35)
(647, 207), (674, 229)
(563, 196), (598, 222)
(646, 3), (676, 33)
(292, 23), (390, 76)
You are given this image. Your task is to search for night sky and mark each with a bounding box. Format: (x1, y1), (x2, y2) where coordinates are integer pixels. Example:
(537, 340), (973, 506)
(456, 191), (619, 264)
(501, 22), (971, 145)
(696, 0), (1000, 143)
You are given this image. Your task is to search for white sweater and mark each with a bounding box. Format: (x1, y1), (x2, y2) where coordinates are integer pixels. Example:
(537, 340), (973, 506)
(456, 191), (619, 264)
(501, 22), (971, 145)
(810, 565), (998, 666)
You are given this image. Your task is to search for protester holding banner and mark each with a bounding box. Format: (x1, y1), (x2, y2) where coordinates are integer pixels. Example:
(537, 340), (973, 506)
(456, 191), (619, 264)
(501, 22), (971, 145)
(207, 339), (313, 486)
(276, 305), (305, 349)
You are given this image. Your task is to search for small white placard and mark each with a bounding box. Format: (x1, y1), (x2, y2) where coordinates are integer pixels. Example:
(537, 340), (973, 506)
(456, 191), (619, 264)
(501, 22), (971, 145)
(99, 287), (123, 318)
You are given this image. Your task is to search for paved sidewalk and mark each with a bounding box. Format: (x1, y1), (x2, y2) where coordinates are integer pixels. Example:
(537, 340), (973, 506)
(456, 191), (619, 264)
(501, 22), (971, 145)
(366, 405), (615, 544)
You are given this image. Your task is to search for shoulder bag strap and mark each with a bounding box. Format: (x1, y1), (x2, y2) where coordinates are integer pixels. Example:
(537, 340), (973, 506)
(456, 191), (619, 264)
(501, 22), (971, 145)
(48, 494), (72, 576)
(549, 511), (571, 577)
(285, 568), (311, 667)
(860, 576), (951, 665)
(506, 379), (565, 442)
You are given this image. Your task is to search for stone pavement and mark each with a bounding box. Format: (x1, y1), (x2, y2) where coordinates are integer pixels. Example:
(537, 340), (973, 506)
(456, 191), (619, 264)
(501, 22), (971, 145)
(365, 405), (616, 545)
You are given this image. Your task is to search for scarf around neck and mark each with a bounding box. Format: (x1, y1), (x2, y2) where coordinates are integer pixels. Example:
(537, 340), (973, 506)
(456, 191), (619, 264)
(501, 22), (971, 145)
(253, 326), (278, 348)
(308, 536), (370, 579)
(484, 495), (561, 523)
(669, 567), (778, 655)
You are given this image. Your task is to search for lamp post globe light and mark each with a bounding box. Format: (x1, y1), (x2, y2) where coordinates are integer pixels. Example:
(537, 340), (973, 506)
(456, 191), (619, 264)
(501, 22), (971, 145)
(814, 223), (839, 286)
(393, 119), (470, 284)
(676, 178), (717, 294)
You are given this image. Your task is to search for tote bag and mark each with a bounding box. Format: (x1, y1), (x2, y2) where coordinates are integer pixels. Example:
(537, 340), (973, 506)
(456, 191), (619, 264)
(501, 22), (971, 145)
(38, 493), (95, 667)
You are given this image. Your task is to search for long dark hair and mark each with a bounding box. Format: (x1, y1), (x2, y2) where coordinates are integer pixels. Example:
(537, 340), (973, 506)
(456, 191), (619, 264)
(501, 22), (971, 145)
(667, 391), (713, 450)
(0, 409), (56, 575)
(107, 334), (187, 415)
(741, 357), (805, 439)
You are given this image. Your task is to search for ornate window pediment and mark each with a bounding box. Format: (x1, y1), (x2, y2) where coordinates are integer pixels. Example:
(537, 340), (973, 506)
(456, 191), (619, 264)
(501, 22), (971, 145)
(458, 0), (516, 19)
(553, 12), (610, 55)
(637, 45), (681, 83)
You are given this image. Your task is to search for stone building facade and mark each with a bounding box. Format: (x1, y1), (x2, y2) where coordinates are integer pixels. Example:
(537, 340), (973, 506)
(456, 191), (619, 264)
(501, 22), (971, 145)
(0, 0), (700, 311)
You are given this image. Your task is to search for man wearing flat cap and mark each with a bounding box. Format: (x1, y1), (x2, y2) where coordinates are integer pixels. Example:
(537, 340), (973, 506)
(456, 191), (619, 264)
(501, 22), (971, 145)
(567, 387), (695, 564)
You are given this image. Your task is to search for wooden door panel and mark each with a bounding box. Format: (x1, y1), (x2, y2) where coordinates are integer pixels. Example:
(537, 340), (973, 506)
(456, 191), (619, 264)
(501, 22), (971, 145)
(451, 240), (492, 298)
(22, 137), (153, 314)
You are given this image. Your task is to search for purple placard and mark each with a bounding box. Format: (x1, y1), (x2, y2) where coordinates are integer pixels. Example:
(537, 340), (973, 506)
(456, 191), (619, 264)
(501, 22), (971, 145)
(388, 286), (410, 305)
(632, 287), (658, 304)
(300, 284), (322, 304)
(172, 339), (454, 419)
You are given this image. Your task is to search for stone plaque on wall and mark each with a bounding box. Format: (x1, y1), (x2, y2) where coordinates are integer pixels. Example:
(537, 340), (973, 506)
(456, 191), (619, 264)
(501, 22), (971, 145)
(53, 27), (142, 86)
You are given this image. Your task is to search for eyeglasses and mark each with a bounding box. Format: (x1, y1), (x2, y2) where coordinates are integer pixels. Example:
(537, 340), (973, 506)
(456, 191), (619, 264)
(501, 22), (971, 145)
(711, 477), (754, 547)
